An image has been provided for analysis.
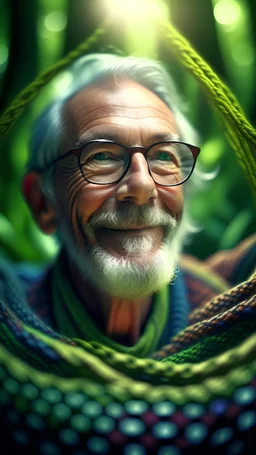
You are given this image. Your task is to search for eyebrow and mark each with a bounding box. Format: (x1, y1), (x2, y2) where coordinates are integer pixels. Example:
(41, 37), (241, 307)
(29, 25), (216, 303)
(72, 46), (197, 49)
(150, 132), (180, 142)
(75, 131), (180, 147)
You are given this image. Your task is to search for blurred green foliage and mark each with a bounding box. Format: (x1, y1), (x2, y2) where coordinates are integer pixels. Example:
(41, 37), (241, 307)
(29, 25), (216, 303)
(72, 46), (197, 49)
(0, 0), (255, 263)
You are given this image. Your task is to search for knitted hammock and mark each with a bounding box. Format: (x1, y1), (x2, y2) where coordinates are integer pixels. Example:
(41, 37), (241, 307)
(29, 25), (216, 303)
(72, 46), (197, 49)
(0, 11), (256, 455)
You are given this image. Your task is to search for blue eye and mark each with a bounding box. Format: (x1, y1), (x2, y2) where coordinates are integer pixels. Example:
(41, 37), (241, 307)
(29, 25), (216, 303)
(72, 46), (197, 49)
(157, 152), (173, 161)
(93, 152), (109, 160)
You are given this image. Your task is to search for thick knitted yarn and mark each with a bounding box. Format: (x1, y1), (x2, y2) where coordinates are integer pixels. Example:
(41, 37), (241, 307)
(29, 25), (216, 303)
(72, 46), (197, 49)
(0, 237), (255, 454)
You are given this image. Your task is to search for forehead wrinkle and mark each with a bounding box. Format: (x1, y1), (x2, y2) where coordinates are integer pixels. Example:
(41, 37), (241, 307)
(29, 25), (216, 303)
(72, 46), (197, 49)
(63, 85), (178, 150)
(71, 113), (178, 145)
(77, 129), (179, 145)
(72, 104), (174, 121)
(75, 114), (179, 144)
(77, 113), (177, 130)
(65, 89), (174, 119)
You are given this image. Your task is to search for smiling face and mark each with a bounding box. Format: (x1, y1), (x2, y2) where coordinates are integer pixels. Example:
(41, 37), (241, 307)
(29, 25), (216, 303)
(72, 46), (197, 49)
(54, 78), (185, 298)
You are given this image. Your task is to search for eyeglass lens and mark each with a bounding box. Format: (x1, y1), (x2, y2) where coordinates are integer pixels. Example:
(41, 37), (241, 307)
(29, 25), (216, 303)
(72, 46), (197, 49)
(80, 142), (194, 185)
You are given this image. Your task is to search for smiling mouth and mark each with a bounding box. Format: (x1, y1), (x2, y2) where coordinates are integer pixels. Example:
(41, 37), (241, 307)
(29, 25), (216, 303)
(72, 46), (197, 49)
(96, 225), (165, 236)
(94, 225), (165, 256)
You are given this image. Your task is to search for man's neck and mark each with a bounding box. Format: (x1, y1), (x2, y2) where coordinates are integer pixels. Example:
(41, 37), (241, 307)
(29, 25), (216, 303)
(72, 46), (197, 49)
(67, 257), (152, 346)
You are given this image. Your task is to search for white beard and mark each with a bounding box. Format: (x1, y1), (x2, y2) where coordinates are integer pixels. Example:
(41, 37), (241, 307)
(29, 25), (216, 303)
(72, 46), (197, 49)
(56, 206), (187, 299)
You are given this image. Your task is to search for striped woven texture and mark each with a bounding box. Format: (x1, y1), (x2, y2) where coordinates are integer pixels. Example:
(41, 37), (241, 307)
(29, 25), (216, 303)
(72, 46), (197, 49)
(0, 246), (255, 454)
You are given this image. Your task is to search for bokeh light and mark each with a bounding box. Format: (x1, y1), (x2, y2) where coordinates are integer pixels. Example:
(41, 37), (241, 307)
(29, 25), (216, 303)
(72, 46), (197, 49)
(231, 43), (255, 66)
(104, 0), (168, 22)
(44, 11), (67, 32)
(213, 0), (242, 26)
(103, 0), (169, 58)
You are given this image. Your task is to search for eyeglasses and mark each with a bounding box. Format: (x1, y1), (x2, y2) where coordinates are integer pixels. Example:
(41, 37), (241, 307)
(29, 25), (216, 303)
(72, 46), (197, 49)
(44, 139), (200, 186)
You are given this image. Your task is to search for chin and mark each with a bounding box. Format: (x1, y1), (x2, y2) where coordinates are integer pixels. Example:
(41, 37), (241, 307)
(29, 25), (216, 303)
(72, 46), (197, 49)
(57, 215), (187, 299)
(102, 244), (163, 265)
(78, 241), (179, 299)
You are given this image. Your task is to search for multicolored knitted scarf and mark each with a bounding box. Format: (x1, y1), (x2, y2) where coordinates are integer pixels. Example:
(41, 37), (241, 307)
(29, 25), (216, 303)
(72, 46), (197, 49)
(0, 237), (255, 454)
(0, 9), (256, 455)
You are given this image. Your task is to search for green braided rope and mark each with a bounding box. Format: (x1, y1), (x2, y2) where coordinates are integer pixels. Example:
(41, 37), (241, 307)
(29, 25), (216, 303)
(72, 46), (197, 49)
(156, 20), (256, 200)
(158, 21), (254, 138)
(0, 21), (109, 140)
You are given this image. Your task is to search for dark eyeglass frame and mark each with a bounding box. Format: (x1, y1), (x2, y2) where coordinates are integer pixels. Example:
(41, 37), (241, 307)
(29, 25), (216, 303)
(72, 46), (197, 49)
(43, 139), (201, 187)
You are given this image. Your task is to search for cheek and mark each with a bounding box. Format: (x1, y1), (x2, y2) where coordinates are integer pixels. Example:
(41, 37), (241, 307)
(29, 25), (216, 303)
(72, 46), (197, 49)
(56, 167), (116, 247)
(56, 166), (115, 222)
(57, 174), (116, 247)
(76, 185), (115, 223)
(158, 186), (183, 218)
(74, 185), (116, 248)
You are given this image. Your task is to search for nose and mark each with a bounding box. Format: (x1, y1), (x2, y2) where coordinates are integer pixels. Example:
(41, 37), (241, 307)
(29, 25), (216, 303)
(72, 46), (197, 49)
(115, 152), (158, 205)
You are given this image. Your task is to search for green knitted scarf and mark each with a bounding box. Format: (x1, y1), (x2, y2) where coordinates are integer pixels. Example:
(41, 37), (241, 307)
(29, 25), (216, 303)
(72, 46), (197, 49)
(52, 256), (169, 358)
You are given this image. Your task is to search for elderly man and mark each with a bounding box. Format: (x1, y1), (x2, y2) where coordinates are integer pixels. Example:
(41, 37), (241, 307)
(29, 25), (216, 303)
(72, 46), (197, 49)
(20, 53), (254, 351)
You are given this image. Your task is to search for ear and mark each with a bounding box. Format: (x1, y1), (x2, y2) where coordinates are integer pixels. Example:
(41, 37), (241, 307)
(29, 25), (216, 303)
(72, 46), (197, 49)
(22, 172), (57, 235)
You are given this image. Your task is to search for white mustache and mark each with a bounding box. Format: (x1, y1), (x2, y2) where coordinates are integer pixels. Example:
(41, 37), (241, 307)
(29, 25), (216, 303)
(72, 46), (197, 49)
(86, 205), (178, 232)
